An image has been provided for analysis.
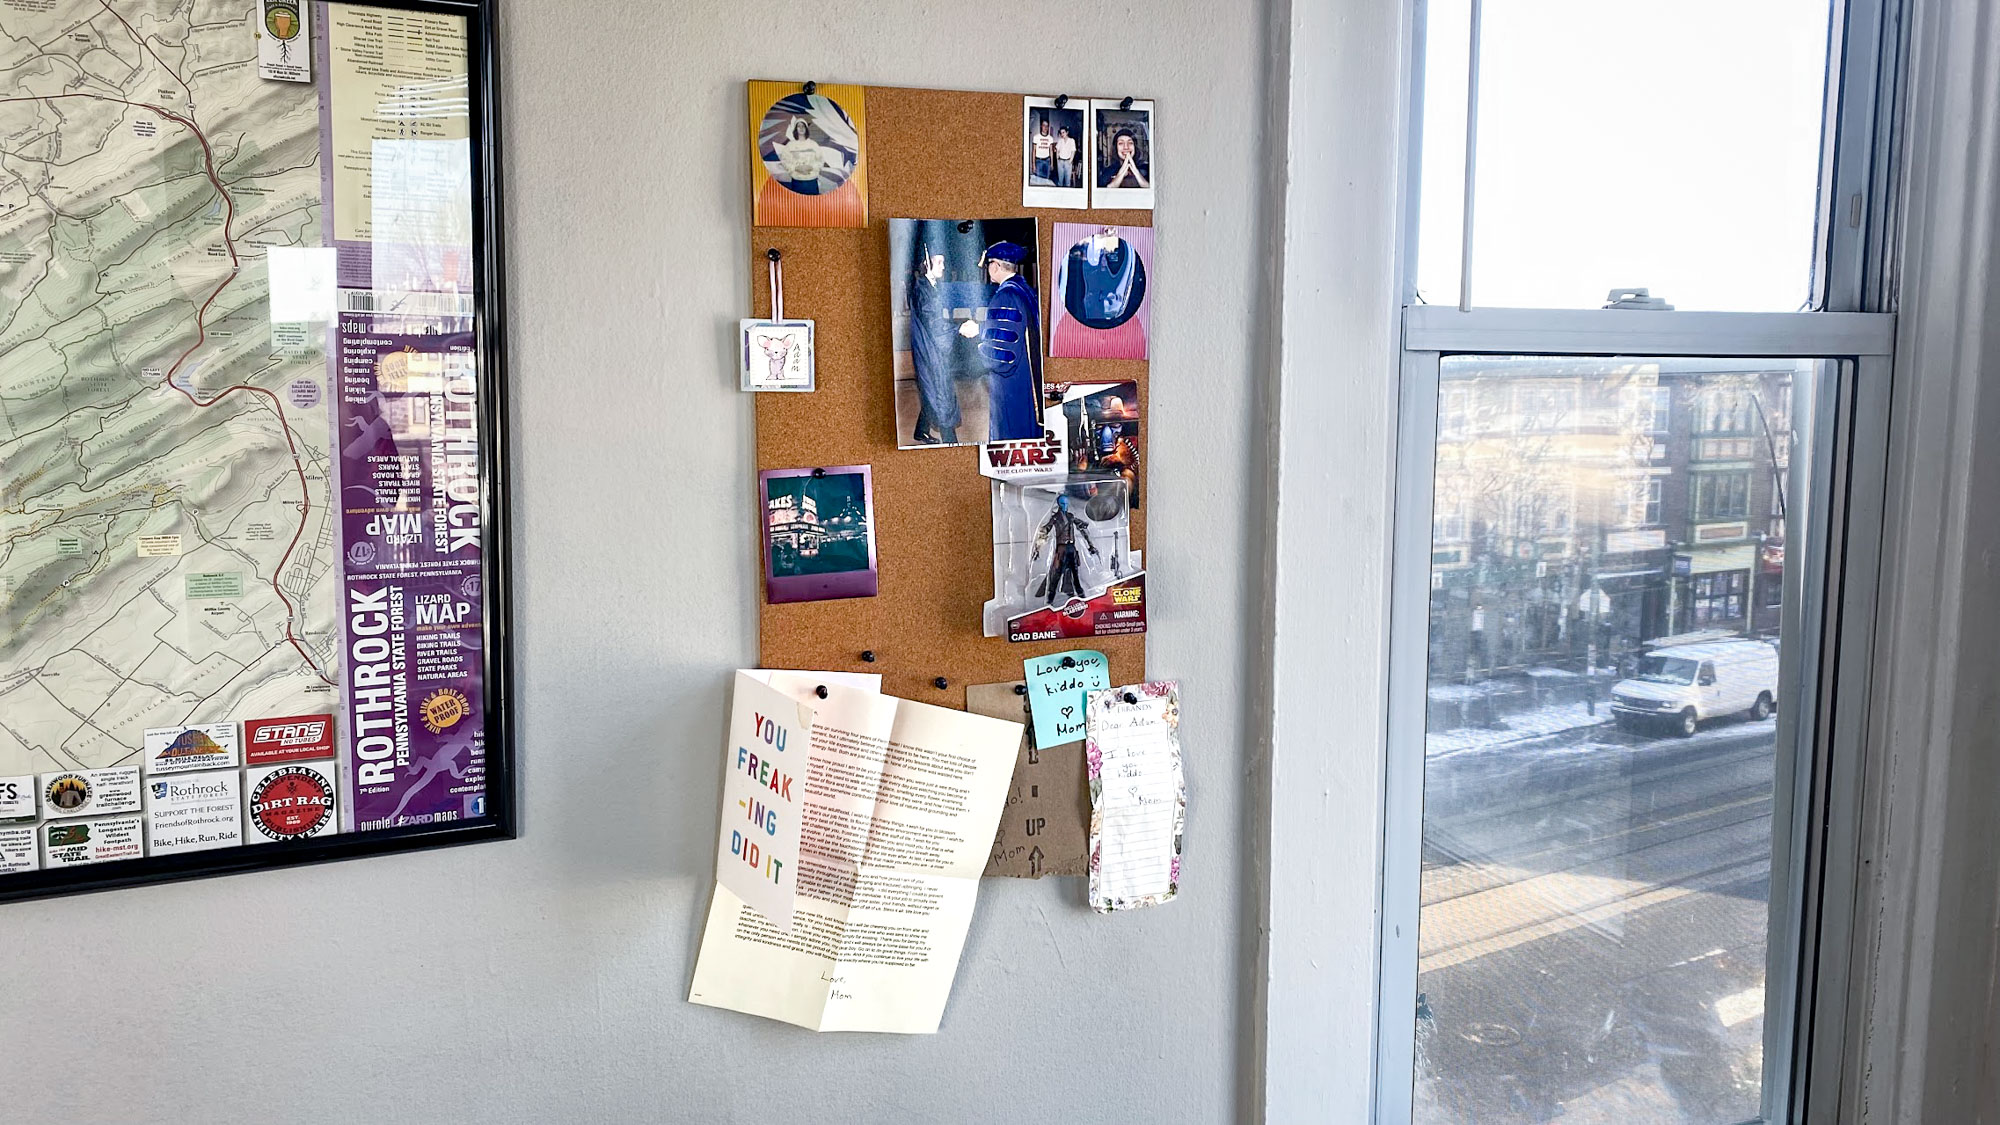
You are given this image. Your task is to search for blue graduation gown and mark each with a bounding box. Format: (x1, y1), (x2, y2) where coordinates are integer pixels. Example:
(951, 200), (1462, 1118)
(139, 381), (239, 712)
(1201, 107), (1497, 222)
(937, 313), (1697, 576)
(978, 274), (1043, 441)
(908, 275), (961, 432)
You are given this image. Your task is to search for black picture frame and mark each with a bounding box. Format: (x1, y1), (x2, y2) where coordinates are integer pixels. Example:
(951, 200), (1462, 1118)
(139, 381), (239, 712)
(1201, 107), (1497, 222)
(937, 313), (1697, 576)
(0, 0), (516, 904)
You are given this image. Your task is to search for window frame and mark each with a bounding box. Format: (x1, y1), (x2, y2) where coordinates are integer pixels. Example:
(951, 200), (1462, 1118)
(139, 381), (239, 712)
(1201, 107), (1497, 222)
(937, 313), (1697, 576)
(1371, 0), (1903, 1120)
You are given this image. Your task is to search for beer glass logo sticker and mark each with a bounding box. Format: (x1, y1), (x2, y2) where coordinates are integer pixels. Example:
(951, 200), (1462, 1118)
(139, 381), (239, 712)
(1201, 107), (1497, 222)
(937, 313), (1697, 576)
(421, 688), (470, 734)
(45, 774), (90, 813)
(250, 767), (335, 840)
(263, 1), (300, 59)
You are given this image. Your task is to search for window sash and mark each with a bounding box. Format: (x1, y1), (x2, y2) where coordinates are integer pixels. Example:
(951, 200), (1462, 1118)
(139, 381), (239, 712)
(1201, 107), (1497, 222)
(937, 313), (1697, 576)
(1376, 316), (1892, 1125)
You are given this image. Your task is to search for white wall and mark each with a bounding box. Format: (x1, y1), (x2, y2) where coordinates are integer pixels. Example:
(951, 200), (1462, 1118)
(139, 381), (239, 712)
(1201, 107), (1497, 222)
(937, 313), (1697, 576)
(0, 0), (1277, 1121)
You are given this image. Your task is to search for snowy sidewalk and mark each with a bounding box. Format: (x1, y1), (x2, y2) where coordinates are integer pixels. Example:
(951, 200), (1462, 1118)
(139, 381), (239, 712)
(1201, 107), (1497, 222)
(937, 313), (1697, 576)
(1426, 700), (1613, 759)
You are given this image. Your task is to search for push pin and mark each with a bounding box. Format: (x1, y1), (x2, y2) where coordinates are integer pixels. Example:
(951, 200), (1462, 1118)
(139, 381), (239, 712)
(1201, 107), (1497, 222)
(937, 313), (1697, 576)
(1121, 691), (1138, 704)
(957, 219), (974, 233)
(811, 467), (826, 478)
(803, 81), (817, 95)
(934, 676), (950, 690)
(816, 685), (829, 699)
(1012, 684), (1028, 696)
(1054, 94), (1069, 109)
(1060, 656), (1076, 669)
(1119, 96), (1134, 110)
(765, 247), (781, 262)
(860, 650), (876, 663)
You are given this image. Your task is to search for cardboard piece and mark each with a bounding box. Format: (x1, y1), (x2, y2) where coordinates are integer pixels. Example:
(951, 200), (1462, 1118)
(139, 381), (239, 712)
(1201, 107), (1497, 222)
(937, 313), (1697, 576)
(968, 681), (1089, 879)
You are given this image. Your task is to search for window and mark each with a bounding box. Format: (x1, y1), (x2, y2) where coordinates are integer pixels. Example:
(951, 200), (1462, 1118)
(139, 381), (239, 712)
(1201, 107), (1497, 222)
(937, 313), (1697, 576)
(1377, 1), (1900, 1122)
(1631, 477), (1663, 527)
(1692, 571), (1750, 626)
(1694, 472), (1752, 521)
(1699, 387), (1756, 436)
(1441, 388), (1471, 436)
(1434, 504), (1467, 542)
(1413, 0), (1835, 311)
(1512, 383), (1576, 431)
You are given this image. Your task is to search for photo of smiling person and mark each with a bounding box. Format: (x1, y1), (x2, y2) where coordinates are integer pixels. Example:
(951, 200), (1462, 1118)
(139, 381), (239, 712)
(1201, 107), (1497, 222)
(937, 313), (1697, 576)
(1088, 98), (1155, 209)
(749, 80), (868, 228)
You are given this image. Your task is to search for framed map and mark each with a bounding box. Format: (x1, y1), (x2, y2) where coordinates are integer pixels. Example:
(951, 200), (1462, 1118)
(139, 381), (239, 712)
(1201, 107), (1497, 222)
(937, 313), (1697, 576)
(0, 0), (513, 899)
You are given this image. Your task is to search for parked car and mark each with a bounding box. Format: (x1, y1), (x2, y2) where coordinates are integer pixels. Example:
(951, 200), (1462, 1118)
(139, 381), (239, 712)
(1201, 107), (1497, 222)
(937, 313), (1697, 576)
(1610, 639), (1780, 737)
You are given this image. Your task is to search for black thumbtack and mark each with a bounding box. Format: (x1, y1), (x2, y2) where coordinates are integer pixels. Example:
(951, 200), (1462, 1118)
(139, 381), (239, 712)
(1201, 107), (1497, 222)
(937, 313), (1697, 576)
(1122, 691), (1138, 704)
(957, 220), (973, 233)
(815, 685), (829, 699)
(1060, 656), (1076, 669)
(811, 467), (826, 478)
(934, 676), (949, 690)
(1119, 96), (1134, 110)
(860, 650), (876, 663)
(765, 247), (781, 262)
(1013, 684), (1028, 696)
(803, 81), (817, 95)
(1054, 94), (1069, 109)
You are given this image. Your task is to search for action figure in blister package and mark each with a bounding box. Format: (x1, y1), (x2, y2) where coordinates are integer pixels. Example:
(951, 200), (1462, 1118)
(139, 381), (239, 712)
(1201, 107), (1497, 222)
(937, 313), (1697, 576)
(986, 475), (1146, 642)
(1032, 494), (1100, 606)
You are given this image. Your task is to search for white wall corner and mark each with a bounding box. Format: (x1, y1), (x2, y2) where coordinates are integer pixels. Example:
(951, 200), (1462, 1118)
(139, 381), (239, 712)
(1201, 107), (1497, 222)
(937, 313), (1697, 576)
(1257, 0), (1415, 1121)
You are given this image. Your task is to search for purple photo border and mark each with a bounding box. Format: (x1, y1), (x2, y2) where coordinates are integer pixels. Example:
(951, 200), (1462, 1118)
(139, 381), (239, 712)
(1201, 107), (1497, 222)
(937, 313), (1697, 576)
(760, 465), (879, 604)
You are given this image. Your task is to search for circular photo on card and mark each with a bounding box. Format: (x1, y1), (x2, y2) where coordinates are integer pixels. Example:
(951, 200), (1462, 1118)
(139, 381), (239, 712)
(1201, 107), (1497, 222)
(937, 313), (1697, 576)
(1060, 229), (1148, 330)
(758, 92), (860, 197)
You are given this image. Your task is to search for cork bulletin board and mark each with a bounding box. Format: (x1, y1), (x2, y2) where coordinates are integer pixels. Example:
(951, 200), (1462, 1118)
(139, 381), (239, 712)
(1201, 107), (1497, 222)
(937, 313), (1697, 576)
(749, 83), (1151, 702)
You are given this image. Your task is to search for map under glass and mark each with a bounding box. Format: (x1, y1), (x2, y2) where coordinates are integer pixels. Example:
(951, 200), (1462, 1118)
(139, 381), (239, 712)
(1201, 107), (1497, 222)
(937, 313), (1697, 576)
(0, 0), (489, 876)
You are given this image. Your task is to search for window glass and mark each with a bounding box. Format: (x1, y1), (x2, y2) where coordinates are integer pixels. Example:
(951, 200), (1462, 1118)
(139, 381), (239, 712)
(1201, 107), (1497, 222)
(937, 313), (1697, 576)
(1415, 356), (1820, 1124)
(1415, 0), (1835, 311)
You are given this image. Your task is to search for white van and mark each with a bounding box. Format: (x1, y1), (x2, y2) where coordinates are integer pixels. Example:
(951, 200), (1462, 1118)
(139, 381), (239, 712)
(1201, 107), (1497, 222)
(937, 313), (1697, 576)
(1611, 639), (1780, 737)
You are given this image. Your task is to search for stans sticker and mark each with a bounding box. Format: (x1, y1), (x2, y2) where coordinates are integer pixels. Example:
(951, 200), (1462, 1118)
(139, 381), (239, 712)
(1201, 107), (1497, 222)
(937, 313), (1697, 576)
(244, 714), (336, 765)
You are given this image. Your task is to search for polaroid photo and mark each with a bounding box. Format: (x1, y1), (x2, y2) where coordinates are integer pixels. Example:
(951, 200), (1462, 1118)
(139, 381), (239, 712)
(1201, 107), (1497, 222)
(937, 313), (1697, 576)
(740, 319), (815, 392)
(888, 218), (1044, 449)
(750, 81), (868, 228)
(761, 466), (879, 604)
(1051, 223), (1152, 360)
(1088, 99), (1155, 210)
(1022, 97), (1089, 209)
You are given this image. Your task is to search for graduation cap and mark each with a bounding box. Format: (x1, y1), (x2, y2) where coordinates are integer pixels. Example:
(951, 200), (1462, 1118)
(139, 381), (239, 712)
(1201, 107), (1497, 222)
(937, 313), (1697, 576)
(982, 240), (1028, 266)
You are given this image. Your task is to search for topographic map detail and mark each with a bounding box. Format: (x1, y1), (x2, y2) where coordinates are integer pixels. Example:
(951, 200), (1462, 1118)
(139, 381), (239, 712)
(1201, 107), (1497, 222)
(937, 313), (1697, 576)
(0, 0), (339, 775)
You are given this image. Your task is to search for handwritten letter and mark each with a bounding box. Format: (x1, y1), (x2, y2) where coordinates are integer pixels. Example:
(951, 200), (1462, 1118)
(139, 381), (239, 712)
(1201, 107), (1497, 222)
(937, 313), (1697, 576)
(1085, 682), (1183, 912)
